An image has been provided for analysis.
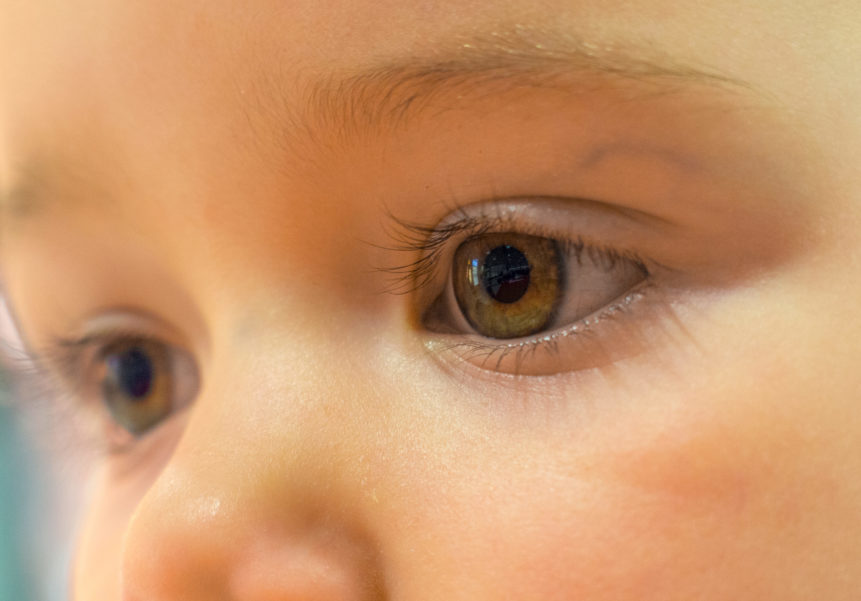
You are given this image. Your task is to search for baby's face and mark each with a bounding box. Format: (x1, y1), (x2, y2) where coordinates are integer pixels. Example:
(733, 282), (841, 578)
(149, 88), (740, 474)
(2, 0), (861, 599)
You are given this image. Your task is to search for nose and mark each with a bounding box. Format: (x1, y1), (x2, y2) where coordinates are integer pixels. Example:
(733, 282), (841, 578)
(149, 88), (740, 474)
(117, 340), (386, 600)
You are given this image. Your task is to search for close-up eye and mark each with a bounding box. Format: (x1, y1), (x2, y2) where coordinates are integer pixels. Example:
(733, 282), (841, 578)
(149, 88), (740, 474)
(407, 203), (658, 375)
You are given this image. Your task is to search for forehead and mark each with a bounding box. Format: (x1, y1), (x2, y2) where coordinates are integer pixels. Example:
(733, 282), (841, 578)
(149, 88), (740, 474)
(0, 0), (857, 215)
(0, 0), (852, 116)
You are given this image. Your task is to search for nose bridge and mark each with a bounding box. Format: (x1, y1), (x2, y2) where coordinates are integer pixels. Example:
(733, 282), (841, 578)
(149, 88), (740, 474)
(119, 326), (388, 600)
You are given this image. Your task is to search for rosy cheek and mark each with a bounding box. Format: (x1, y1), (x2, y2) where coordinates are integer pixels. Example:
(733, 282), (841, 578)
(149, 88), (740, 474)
(605, 394), (818, 524)
(575, 402), (831, 598)
(610, 423), (762, 515)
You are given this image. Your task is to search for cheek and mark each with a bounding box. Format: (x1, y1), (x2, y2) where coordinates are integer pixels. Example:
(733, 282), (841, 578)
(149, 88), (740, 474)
(397, 383), (837, 600)
(564, 395), (842, 598)
(427, 456), (764, 599)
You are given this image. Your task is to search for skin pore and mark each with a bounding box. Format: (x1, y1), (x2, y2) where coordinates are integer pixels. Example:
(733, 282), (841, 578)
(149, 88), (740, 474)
(2, 0), (861, 599)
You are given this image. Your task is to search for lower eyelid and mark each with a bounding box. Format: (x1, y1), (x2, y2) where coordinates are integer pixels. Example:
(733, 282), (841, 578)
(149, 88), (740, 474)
(423, 280), (664, 377)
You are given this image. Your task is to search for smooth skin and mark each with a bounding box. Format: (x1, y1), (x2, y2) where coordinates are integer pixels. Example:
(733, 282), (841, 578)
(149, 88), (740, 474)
(2, 1), (861, 599)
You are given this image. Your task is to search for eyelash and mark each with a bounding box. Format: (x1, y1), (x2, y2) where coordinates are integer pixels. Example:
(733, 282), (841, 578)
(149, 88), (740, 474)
(381, 206), (649, 294)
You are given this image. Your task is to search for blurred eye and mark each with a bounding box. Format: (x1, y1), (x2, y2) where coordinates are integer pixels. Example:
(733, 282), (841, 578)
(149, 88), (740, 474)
(431, 231), (647, 340)
(95, 338), (197, 437)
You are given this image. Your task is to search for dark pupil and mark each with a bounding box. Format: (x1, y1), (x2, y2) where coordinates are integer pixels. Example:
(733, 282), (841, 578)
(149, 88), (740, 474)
(108, 347), (155, 400)
(483, 244), (531, 304)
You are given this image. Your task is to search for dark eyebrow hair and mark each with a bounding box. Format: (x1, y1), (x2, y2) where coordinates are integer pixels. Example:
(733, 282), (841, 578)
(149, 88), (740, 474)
(1, 27), (762, 222)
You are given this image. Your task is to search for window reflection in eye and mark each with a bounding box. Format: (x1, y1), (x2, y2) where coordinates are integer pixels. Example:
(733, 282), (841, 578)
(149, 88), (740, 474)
(452, 233), (564, 339)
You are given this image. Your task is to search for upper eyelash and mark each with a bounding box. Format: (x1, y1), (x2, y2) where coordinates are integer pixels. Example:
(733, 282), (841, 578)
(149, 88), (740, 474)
(379, 206), (651, 295)
(378, 209), (499, 294)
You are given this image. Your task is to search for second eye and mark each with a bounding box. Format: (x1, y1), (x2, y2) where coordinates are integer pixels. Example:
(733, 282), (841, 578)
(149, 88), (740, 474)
(93, 338), (198, 441)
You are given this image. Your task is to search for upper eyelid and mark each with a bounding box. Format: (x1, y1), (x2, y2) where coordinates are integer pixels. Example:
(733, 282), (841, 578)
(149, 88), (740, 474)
(378, 199), (653, 296)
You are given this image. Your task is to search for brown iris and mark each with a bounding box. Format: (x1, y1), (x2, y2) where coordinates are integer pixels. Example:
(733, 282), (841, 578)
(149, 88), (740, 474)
(99, 339), (173, 436)
(452, 232), (563, 339)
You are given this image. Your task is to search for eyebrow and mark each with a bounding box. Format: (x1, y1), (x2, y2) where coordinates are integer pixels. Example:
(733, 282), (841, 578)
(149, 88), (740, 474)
(0, 157), (109, 231)
(0, 162), (49, 220)
(280, 27), (759, 144)
(0, 27), (761, 222)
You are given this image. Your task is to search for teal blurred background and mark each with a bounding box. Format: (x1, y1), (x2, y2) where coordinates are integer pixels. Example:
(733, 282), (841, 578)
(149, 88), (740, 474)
(0, 371), (38, 600)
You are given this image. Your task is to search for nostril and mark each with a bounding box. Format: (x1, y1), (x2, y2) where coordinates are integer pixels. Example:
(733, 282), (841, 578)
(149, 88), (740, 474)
(228, 524), (386, 601)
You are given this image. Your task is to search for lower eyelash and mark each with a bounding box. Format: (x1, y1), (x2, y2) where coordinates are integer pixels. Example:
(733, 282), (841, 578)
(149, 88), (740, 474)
(424, 282), (653, 377)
